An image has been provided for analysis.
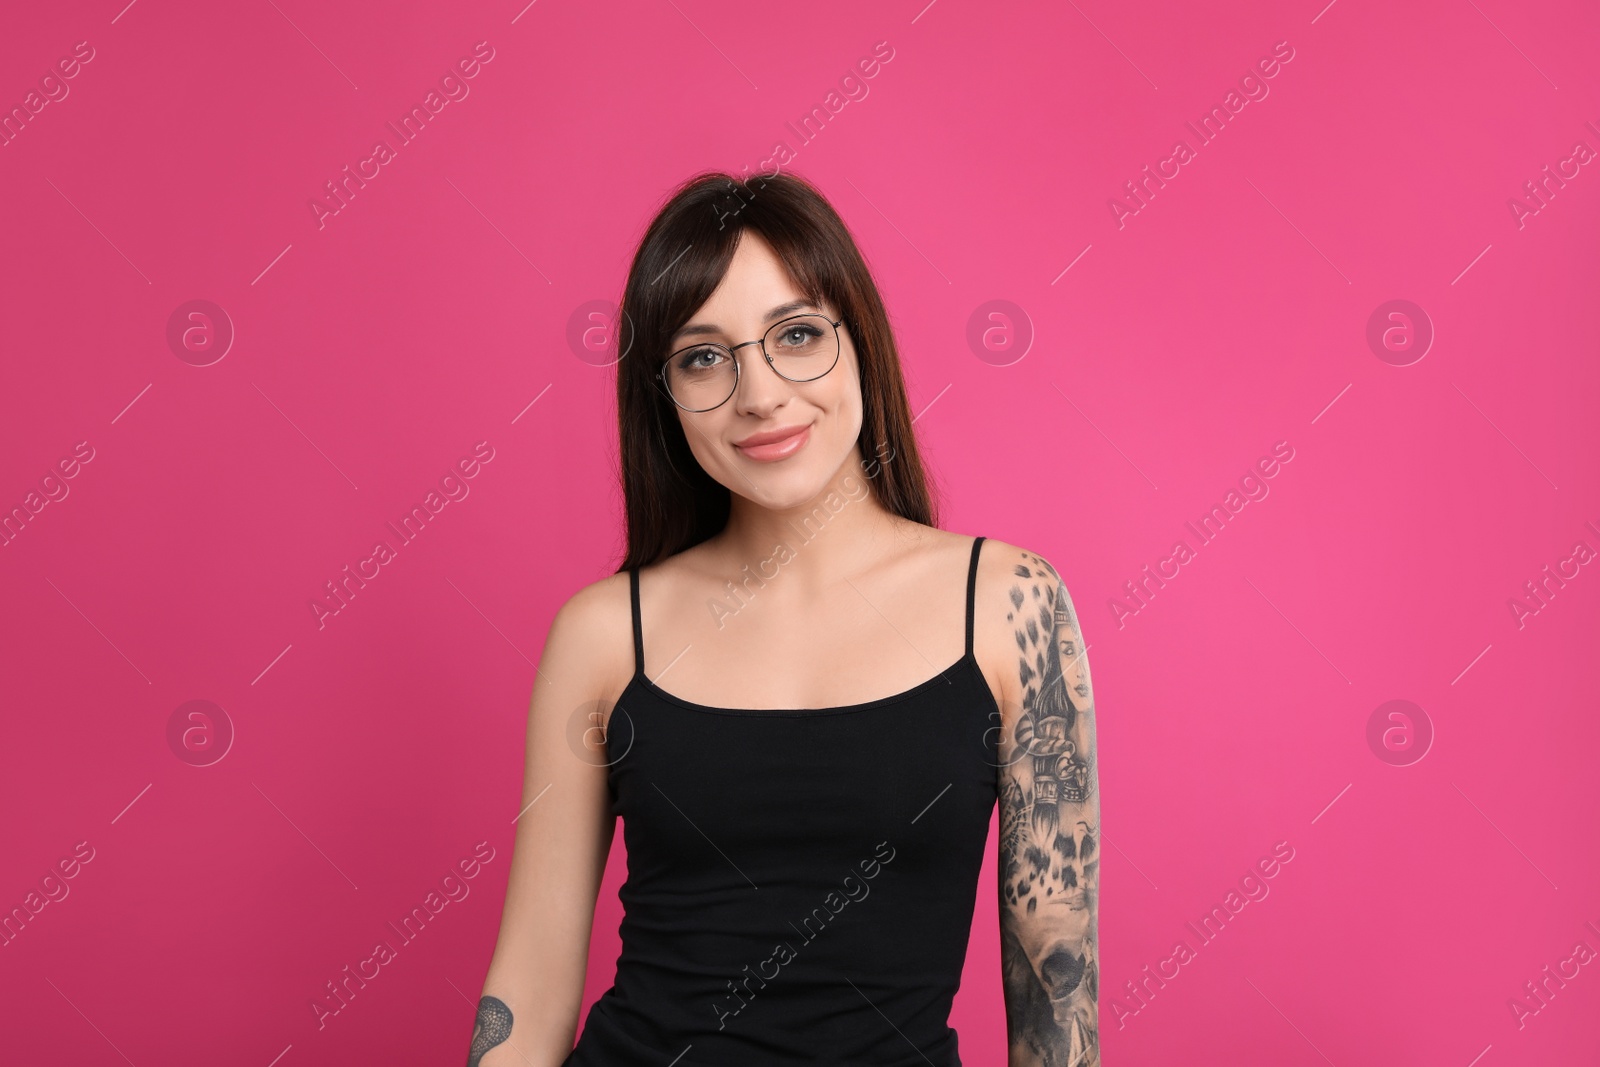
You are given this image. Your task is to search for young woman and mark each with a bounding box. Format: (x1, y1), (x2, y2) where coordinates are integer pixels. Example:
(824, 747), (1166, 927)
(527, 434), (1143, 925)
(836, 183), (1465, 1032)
(468, 172), (1100, 1067)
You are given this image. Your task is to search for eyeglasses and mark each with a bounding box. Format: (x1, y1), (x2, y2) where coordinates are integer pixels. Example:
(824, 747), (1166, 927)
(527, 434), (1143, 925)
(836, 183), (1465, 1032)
(658, 313), (844, 413)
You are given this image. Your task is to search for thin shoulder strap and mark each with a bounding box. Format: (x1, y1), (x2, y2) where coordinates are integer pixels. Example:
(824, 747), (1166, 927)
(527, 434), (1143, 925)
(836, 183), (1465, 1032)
(965, 536), (986, 658)
(628, 566), (645, 676)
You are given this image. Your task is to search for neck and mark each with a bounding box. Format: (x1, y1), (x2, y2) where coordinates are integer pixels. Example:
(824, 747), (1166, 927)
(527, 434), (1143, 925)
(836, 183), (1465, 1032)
(714, 446), (904, 585)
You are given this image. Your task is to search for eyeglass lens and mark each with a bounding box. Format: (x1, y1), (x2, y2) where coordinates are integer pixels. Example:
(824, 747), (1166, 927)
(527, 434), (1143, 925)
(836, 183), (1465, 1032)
(664, 314), (839, 411)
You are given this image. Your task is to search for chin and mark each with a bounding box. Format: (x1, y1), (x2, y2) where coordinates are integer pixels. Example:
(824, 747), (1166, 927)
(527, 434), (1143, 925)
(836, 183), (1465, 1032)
(740, 472), (826, 510)
(728, 452), (839, 509)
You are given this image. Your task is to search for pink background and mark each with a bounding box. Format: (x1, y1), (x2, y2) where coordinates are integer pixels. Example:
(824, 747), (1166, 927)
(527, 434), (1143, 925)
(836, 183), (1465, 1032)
(3, 0), (1598, 1064)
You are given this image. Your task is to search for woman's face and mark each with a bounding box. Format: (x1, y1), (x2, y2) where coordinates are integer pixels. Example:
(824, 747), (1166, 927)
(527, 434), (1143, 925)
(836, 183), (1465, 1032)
(664, 231), (864, 511)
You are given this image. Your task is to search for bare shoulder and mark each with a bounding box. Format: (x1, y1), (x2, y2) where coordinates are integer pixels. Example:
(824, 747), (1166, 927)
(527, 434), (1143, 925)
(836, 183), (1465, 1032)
(539, 568), (636, 712)
(975, 537), (1067, 589)
(971, 538), (1090, 720)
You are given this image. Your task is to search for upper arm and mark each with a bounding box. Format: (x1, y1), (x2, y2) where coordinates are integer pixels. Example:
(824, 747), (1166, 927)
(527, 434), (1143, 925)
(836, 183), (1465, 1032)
(474, 574), (632, 1066)
(977, 542), (1101, 1067)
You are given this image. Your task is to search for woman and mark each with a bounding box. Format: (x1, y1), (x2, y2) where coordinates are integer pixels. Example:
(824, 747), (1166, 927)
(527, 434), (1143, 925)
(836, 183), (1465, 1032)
(468, 172), (1100, 1066)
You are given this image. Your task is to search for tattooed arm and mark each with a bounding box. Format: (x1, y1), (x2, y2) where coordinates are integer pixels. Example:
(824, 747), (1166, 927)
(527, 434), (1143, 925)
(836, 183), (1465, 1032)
(992, 548), (1100, 1067)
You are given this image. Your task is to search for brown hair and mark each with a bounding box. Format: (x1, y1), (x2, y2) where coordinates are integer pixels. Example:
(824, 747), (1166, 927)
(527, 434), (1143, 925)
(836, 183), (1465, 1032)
(614, 170), (937, 571)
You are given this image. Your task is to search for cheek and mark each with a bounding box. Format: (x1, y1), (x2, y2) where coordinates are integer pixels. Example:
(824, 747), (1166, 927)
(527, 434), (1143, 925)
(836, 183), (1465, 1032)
(826, 352), (865, 429)
(824, 392), (863, 453)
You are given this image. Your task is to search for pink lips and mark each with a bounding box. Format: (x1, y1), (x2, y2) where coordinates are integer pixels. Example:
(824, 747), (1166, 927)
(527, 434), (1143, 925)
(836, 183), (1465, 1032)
(733, 424), (811, 462)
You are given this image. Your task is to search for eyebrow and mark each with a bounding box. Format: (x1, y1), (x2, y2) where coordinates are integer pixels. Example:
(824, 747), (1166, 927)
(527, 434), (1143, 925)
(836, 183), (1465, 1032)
(671, 300), (820, 343)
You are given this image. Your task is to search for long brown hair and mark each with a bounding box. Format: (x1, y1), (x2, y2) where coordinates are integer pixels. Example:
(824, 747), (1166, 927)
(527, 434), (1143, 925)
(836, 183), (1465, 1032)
(614, 170), (937, 571)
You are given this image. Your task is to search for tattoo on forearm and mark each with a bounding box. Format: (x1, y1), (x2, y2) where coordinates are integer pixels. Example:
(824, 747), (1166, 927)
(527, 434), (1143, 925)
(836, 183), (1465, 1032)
(999, 554), (1100, 1066)
(466, 995), (513, 1067)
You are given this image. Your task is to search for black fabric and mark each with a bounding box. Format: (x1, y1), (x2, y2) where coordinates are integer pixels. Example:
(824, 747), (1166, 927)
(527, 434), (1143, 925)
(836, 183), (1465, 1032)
(564, 536), (998, 1067)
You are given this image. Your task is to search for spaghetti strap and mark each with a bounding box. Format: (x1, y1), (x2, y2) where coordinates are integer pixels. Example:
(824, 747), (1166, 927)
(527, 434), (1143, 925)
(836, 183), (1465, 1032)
(628, 566), (645, 676)
(965, 536), (986, 658)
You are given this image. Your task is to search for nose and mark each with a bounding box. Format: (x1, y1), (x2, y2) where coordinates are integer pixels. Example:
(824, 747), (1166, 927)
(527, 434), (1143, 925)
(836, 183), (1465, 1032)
(730, 344), (792, 417)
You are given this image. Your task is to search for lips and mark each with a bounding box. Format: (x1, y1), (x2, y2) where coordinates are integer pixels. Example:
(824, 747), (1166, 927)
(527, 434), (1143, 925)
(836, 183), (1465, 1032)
(733, 424), (811, 462)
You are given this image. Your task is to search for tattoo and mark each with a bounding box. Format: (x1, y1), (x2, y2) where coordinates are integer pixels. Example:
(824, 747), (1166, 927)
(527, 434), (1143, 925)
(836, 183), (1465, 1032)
(998, 553), (1100, 1066)
(466, 995), (513, 1067)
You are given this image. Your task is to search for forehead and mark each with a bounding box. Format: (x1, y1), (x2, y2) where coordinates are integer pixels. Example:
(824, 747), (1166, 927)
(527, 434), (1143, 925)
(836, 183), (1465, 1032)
(708, 232), (800, 301)
(670, 234), (823, 343)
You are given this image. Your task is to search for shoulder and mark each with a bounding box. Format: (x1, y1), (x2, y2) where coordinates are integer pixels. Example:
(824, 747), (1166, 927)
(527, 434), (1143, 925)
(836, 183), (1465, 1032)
(551, 567), (631, 634)
(971, 538), (1082, 713)
(542, 568), (636, 706)
(974, 537), (1071, 613)
(545, 549), (713, 688)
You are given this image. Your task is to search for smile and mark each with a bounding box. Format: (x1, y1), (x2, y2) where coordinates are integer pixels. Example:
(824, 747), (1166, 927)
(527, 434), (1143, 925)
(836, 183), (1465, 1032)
(734, 424), (811, 462)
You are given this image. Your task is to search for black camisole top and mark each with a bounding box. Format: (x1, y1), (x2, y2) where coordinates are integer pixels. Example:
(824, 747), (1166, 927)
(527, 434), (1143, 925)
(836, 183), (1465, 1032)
(561, 536), (1000, 1066)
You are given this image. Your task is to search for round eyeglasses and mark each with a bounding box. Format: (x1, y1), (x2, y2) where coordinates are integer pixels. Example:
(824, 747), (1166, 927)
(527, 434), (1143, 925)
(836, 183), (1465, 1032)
(658, 314), (844, 413)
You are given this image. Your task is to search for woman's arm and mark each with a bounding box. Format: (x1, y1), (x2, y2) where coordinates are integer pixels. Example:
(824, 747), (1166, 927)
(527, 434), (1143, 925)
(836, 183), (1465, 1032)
(990, 547), (1100, 1067)
(467, 576), (631, 1067)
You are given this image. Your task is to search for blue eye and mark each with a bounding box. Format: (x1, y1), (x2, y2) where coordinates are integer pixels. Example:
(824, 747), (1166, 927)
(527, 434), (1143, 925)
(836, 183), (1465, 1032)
(771, 323), (825, 351)
(675, 347), (726, 372)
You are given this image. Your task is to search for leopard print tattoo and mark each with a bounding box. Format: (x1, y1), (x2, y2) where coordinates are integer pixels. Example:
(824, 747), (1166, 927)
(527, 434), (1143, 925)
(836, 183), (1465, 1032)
(998, 552), (1100, 1067)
